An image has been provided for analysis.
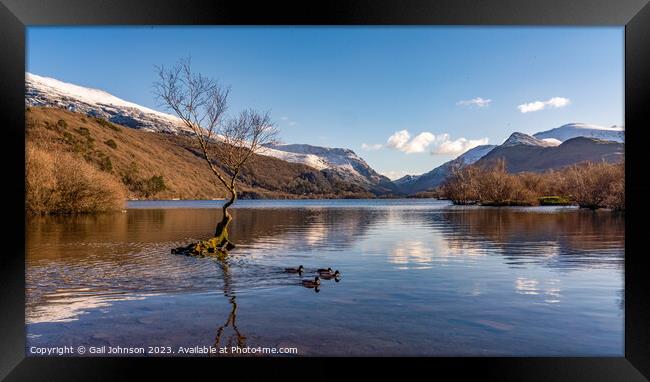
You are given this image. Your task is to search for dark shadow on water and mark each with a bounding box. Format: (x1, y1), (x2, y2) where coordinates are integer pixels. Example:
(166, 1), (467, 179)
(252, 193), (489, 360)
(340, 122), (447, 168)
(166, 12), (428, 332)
(212, 257), (247, 355)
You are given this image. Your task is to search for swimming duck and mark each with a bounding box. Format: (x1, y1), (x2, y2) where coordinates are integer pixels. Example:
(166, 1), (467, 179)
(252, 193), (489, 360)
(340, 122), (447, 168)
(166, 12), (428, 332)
(317, 267), (333, 275)
(319, 270), (341, 280)
(302, 276), (321, 288)
(285, 265), (305, 274)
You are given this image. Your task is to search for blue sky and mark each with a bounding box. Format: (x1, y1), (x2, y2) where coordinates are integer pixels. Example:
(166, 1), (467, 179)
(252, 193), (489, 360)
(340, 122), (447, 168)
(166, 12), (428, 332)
(27, 26), (623, 178)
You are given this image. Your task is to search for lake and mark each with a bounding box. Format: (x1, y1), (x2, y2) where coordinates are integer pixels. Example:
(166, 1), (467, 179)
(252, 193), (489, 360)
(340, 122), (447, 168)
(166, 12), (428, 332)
(26, 199), (624, 356)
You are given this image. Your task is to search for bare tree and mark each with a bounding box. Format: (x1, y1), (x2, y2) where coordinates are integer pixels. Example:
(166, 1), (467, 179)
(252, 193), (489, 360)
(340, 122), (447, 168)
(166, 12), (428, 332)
(154, 57), (278, 253)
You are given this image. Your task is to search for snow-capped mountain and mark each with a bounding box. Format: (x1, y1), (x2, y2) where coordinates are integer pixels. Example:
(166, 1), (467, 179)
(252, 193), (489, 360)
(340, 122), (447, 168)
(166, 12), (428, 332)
(502, 132), (558, 147)
(263, 143), (398, 192)
(395, 144), (496, 193)
(25, 72), (397, 194)
(26, 73), (188, 134)
(394, 122), (625, 195)
(454, 144), (498, 164)
(533, 123), (624, 143)
(476, 135), (624, 173)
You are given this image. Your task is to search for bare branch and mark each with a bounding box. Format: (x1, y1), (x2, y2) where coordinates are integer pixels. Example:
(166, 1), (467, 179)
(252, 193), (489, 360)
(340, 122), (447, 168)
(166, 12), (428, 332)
(153, 57), (279, 207)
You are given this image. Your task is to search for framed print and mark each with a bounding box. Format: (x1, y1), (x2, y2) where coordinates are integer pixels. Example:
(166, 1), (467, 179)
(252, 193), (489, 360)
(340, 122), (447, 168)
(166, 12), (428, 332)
(1, 0), (649, 380)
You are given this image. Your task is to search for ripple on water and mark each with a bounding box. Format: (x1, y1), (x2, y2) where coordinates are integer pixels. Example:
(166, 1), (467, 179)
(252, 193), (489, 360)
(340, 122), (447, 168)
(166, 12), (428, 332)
(26, 202), (624, 355)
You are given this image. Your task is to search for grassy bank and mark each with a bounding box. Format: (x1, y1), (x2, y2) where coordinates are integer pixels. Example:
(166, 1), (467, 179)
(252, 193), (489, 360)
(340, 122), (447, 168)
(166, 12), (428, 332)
(439, 159), (624, 210)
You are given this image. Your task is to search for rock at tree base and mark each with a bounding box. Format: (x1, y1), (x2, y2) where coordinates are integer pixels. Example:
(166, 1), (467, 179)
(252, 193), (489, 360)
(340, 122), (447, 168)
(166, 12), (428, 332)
(171, 235), (235, 258)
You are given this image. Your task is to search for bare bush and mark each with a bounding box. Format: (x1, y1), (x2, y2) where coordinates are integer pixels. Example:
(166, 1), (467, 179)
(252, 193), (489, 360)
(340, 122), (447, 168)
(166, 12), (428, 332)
(440, 158), (624, 210)
(26, 143), (126, 214)
(560, 162), (625, 210)
(439, 164), (481, 204)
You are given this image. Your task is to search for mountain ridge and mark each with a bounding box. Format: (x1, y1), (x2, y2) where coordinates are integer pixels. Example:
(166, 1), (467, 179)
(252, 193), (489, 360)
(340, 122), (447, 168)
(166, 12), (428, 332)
(533, 123), (624, 143)
(26, 72), (625, 198)
(26, 72), (397, 194)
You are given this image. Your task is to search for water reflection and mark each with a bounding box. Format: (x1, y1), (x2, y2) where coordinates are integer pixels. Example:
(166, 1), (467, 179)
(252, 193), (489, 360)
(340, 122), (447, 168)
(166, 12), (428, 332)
(212, 257), (247, 355)
(438, 207), (624, 269)
(26, 200), (624, 356)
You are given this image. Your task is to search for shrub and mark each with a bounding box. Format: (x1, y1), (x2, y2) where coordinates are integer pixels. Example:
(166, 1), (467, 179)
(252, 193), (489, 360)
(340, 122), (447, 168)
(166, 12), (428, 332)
(94, 117), (121, 131)
(439, 164), (481, 204)
(560, 162), (624, 210)
(120, 161), (167, 197)
(56, 119), (68, 130)
(440, 159), (624, 210)
(104, 139), (118, 149)
(26, 143), (125, 214)
(143, 175), (167, 196)
(96, 154), (113, 172)
(76, 127), (91, 136)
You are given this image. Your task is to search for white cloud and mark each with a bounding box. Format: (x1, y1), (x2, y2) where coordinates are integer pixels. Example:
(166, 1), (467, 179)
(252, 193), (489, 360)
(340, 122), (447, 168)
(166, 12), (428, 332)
(546, 97), (570, 108)
(361, 143), (383, 151)
(384, 129), (487, 156)
(386, 130), (435, 154)
(430, 134), (489, 155)
(280, 116), (289, 121)
(386, 130), (411, 150)
(541, 138), (562, 146)
(518, 97), (570, 113)
(457, 97), (492, 108)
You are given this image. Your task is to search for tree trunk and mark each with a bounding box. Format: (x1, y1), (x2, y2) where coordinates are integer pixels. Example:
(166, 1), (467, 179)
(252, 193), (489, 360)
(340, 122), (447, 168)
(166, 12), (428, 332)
(170, 184), (237, 256)
(214, 187), (237, 250)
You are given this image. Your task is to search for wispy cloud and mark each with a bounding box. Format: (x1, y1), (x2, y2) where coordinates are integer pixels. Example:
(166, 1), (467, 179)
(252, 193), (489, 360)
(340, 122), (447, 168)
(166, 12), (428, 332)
(518, 97), (570, 113)
(386, 130), (436, 154)
(361, 143), (383, 151)
(279, 116), (298, 126)
(384, 129), (488, 156)
(457, 97), (492, 108)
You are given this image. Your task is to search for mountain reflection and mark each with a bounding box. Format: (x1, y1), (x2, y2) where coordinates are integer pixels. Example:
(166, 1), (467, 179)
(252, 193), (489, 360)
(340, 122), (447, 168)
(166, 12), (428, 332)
(26, 203), (624, 325)
(436, 208), (624, 270)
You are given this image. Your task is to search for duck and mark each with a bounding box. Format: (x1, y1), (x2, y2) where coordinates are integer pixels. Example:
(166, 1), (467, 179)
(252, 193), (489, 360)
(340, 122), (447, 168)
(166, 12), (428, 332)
(317, 267), (333, 275)
(302, 276), (321, 288)
(285, 265), (305, 274)
(319, 270), (341, 280)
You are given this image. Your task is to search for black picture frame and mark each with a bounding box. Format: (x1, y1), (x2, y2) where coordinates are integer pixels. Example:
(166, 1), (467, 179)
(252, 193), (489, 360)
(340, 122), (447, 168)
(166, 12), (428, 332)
(1, 0), (649, 380)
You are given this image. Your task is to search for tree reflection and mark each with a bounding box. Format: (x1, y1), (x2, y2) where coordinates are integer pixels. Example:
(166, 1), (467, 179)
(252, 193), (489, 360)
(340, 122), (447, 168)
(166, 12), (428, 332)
(212, 257), (246, 355)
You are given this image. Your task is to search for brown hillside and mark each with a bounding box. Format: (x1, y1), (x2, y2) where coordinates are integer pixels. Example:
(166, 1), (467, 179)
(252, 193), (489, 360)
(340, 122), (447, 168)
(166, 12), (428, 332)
(26, 107), (373, 200)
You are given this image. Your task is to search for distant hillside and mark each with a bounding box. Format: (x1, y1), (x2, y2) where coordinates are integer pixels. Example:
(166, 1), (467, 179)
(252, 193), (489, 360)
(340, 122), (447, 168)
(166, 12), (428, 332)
(26, 107), (376, 200)
(476, 133), (624, 173)
(264, 143), (400, 195)
(394, 145), (496, 195)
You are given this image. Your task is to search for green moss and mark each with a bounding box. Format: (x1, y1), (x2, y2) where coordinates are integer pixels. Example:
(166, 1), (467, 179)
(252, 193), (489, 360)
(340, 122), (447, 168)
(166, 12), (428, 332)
(538, 196), (573, 206)
(480, 200), (534, 207)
